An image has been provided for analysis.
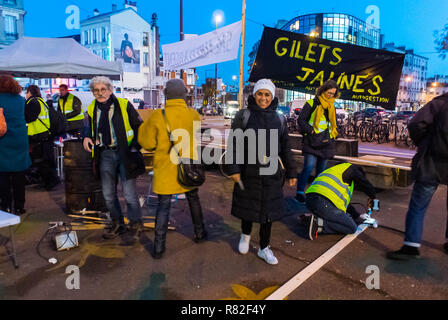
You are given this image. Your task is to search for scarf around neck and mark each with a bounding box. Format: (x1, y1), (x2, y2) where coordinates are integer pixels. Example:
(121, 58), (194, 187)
(315, 94), (338, 138)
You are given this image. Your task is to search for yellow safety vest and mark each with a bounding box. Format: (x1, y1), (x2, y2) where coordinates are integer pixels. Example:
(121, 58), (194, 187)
(306, 163), (354, 212)
(59, 93), (84, 121)
(87, 97), (134, 156)
(27, 97), (50, 136)
(307, 99), (335, 138)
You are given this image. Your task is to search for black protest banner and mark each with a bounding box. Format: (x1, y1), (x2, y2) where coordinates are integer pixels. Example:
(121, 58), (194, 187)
(249, 27), (405, 109)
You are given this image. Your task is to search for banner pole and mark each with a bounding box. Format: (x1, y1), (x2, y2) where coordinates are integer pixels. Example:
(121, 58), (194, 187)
(238, 0), (246, 110)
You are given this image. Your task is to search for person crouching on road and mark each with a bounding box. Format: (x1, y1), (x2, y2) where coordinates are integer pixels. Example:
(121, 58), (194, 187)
(296, 80), (339, 204)
(25, 85), (60, 191)
(226, 79), (297, 265)
(83, 76), (145, 245)
(138, 79), (207, 259)
(304, 162), (378, 240)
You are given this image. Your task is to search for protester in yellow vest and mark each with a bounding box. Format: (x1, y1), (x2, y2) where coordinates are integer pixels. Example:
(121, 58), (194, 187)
(24, 85), (60, 190)
(82, 76), (145, 245)
(58, 84), (84, 135)
(303, 162), (378, 240)
(296, 80), (339, 204)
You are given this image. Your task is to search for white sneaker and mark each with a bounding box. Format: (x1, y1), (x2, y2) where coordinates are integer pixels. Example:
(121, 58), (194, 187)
(238, 234), (251, 254)
(257, 246), (278, 265)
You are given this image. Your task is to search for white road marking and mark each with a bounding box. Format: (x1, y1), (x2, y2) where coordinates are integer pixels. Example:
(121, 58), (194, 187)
(266, 224), (369, 300)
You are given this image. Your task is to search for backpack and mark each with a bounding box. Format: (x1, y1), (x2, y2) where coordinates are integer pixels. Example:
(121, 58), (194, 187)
(36, 98), (67, 137)
(234, 108), (287, 134)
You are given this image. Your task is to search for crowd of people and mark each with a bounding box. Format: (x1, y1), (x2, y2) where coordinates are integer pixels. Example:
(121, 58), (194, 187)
(0, 73), (447, 264)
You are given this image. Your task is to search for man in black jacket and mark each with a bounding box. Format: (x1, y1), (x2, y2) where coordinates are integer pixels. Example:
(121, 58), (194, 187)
(83, 76), (145, 244)
(387, 93), (448, 260)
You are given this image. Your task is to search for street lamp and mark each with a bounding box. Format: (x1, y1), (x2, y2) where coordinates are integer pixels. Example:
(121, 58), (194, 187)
(213, 10), (224, 111)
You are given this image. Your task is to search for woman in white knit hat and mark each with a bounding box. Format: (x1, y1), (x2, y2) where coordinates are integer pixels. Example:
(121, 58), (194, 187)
(225, 78), (297, 265)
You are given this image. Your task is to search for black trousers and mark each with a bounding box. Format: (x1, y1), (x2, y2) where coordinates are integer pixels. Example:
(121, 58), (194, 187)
(241, 219), (272, 250)
(185, 188), (205, 235)
(29, 140), (59, 187)
(0, 171), (26, 211)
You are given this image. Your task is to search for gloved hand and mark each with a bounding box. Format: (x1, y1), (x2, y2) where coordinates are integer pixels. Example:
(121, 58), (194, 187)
(367, 198), (374, 210)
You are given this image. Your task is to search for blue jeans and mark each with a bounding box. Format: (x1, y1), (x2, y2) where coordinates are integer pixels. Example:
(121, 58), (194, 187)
(297, 153), (328, 194)
(404, 181), (448, 247)
(100, 149), (142, 224)
(306, 194), (358, 235)
(154, 194), (172, 251)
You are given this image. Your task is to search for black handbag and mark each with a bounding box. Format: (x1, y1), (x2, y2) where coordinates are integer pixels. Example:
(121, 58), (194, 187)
(307, 129), (331, 149)
(161, 109), (205, 188)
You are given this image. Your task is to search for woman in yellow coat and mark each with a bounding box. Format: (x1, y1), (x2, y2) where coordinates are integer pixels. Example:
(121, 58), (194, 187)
(138, 79), (207, 259)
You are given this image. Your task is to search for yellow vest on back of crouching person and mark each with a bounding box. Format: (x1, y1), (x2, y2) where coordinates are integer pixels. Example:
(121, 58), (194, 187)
(306, 163), (354, 212)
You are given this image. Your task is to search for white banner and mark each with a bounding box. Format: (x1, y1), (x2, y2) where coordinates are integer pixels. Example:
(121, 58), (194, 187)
(162, 20), (242, 70)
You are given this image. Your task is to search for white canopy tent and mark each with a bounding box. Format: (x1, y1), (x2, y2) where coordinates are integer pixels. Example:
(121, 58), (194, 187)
(0, 37), (122, 80)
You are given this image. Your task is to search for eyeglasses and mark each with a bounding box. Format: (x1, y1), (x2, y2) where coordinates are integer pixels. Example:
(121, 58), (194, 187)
(325, 91), (336, 97)
(93, 88), (108, 94)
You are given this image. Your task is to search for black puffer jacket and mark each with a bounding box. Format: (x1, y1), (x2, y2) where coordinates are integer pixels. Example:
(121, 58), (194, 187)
(298, 97), (336, 159)
(226, 96), (297, 223)
(409, 93), (448, 185)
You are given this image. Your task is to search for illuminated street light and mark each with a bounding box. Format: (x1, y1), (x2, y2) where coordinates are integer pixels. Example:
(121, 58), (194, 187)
(213, 10), (224, 29)
(232, 75), (237, 81)
(432, 82), (438, 87)
(309, 31), (318, 37)
(405, 76), (413, 82)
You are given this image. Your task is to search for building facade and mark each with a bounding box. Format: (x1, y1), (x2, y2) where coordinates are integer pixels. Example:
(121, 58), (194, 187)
(383, 43), (428, 110)
(426, 75), (448, 103)
(0, 0), (26, 48)
(80, 2), (162, 105)
(282, 13), (381, 49)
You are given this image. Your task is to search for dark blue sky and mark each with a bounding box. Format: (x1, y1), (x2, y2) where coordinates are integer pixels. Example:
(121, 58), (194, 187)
(23, 0), (448, 86)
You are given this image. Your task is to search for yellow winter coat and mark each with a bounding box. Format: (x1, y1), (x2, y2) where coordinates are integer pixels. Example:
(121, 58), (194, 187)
(138, 99), (201, 195)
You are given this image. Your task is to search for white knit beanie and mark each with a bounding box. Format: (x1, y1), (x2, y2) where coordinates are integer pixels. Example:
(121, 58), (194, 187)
(253, 78), (275, 98)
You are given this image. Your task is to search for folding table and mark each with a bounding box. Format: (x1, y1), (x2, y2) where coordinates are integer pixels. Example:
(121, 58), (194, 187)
(0, 210), (20, 268)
